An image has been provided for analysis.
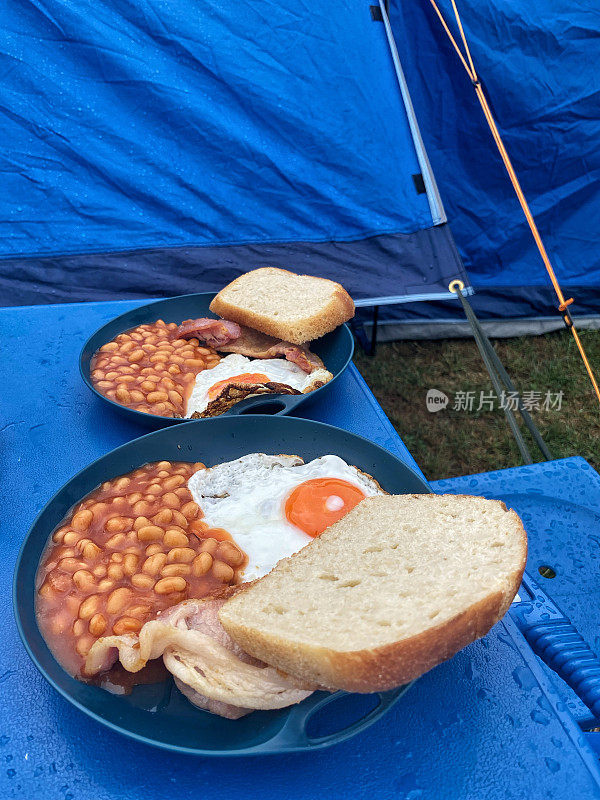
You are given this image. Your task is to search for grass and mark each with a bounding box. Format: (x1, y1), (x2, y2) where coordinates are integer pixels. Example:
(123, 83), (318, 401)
(354, 329), (600, 481)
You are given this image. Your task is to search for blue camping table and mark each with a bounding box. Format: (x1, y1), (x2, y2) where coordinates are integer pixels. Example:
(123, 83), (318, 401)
(2, 300), (600, 799)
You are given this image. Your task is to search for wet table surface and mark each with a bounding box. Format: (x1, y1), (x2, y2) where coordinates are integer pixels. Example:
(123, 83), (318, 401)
(2, 300), (599, 799)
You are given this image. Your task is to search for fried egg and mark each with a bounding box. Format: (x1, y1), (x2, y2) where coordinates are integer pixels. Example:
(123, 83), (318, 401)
(188, 453), (384, 580)
(185, 354), (328, 417)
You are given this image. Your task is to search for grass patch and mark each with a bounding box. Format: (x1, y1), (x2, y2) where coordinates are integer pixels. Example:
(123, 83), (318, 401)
(354, 329), (599, 481)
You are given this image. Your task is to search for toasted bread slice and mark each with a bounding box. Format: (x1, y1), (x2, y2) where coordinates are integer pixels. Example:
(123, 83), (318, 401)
(219, 494), (526, 692)
(209, 267), (354, 344)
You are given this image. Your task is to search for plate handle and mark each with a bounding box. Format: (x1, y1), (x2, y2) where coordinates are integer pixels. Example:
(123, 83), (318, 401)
(263, 686), (411, 751)
(222, 392), (305, 417)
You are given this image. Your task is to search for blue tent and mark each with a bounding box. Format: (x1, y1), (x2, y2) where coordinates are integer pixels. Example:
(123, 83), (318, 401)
(1, 0), (598, 336)
(389, 0), (600, 335)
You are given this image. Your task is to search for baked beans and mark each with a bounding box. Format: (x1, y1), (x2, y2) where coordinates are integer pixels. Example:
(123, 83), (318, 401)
(90, 321), (221, 417)
(36, 461), (247, 677)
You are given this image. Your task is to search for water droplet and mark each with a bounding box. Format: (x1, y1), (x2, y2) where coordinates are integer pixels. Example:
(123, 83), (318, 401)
(545, 757), (560, 773)
(537, 695), (553, 714)
(513, 666), (538, 691)
(6, 769), (15, 778)
(497, 630), (518, 651)
(531, 709), (550, 725)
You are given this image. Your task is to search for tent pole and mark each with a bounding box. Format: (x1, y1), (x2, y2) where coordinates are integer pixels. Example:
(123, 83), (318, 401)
(377, 0), (447, 226)
(450, 281), (552, 464)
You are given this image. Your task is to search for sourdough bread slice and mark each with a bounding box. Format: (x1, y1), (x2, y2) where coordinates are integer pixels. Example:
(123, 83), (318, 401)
(209, 267), (354, 344)
(219, 494), (527, 692)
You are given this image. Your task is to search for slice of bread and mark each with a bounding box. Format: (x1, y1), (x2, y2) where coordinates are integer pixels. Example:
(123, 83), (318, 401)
(219, 494), (527, 692)
(209, 267), (355, 344)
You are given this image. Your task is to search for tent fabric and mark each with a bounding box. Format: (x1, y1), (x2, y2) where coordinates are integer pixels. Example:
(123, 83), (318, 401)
(0, 225), (465, 306)
(1, 0), (598, 325)
(0, 0), (426, 256)
(389, 0), (600, 322)
(0, 0), (468, 308)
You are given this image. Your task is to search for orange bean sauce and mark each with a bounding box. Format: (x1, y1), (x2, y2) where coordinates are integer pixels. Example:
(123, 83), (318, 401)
(35, 461), (246, 678)
(90, 320), (221, 417)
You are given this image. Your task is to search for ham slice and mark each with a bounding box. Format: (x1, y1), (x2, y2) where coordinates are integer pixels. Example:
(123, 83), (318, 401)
(264, 341), (325, 373)
(176, 317), (325, 375)
(85, 593), (314, 719)
(175, 318), (241, 347)
(179, 320), (326, 374)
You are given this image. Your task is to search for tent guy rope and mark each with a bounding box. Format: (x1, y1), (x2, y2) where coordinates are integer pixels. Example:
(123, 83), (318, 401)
(427, 0), (600, 408)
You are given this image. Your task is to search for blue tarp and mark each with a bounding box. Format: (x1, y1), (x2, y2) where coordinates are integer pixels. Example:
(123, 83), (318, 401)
(0, 0), (598, 324)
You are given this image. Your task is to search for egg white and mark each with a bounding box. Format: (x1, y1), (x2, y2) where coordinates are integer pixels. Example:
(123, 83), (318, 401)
(185, 354), (321, 418)
(187, 453), (383, 580)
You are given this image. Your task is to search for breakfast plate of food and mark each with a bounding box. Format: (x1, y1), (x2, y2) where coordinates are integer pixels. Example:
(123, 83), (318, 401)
(80, 268), (355, 426)
(14, 416), (526, 755)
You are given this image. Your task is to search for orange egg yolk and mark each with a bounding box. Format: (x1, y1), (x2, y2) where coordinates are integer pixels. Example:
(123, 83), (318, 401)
(284, 478), (366, 537)
(208, 373), (270, 400)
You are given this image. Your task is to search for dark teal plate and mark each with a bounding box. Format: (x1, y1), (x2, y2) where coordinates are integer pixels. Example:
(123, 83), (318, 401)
(14, 416), (429, 755)
(79, 292), (354, 427)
